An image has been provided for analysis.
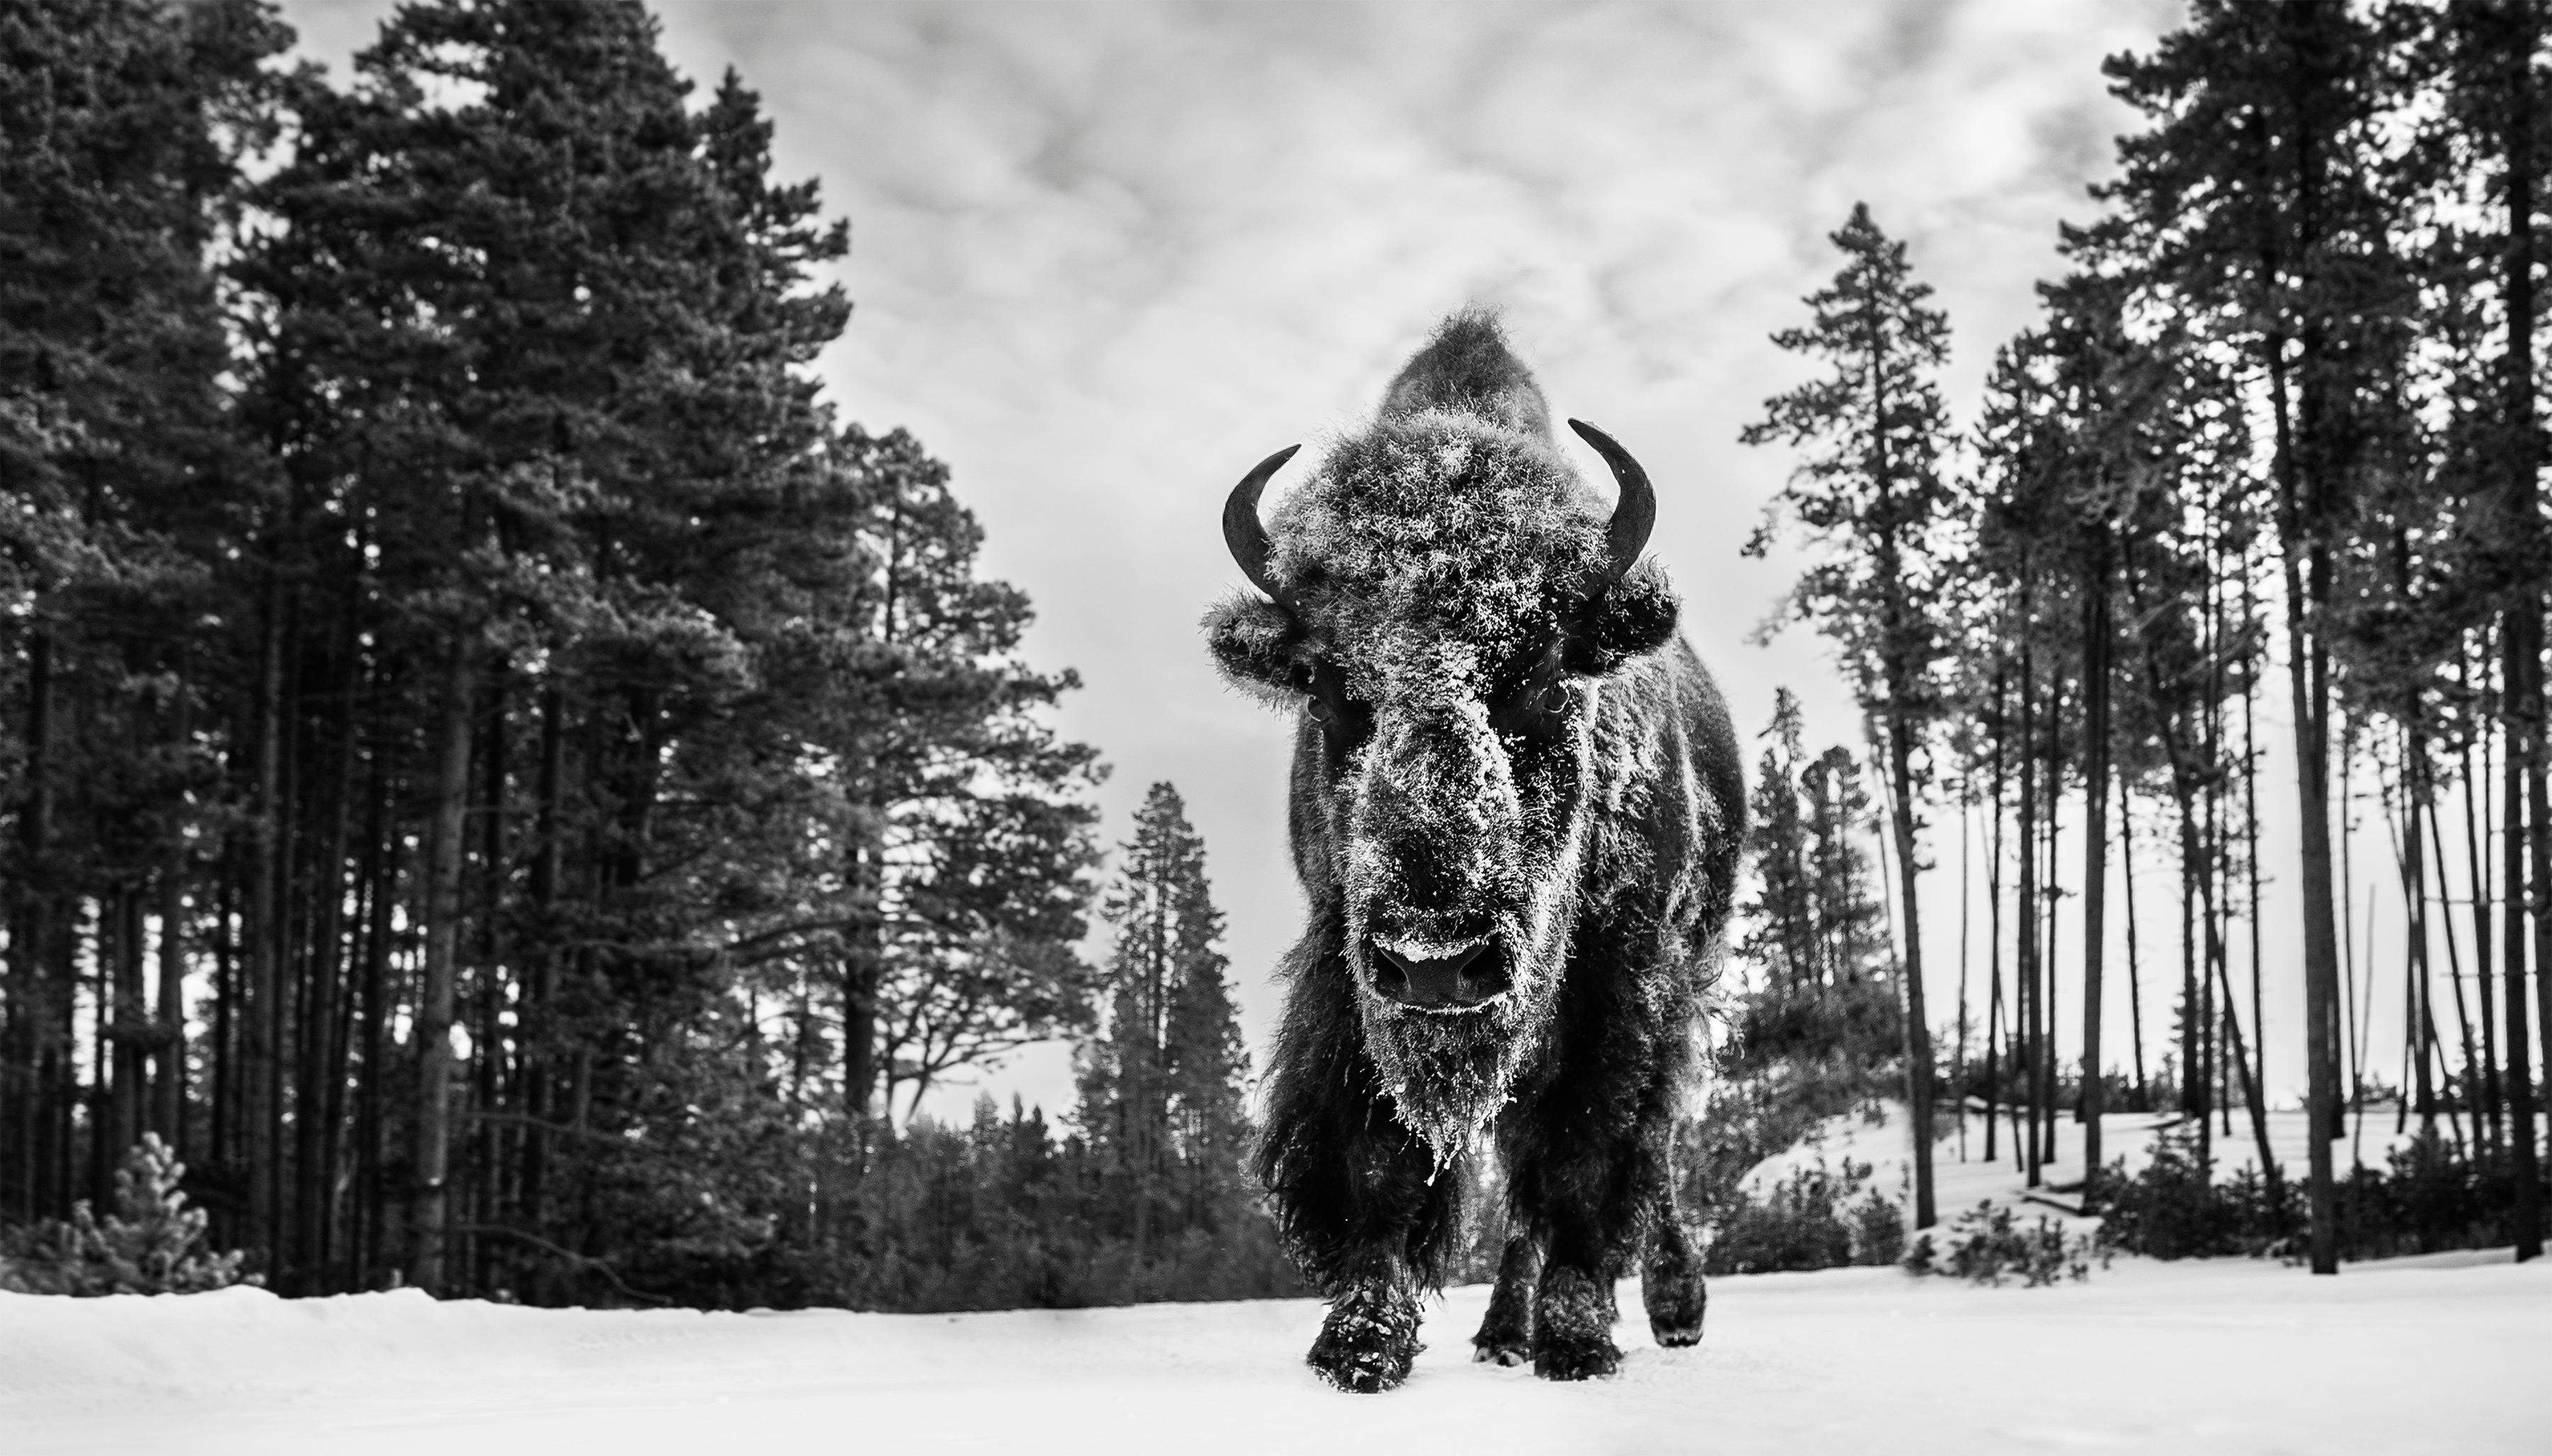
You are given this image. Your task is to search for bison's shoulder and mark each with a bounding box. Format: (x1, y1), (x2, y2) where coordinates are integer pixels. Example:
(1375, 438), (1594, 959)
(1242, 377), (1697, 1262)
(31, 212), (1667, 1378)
(1582, 637), (1744, 937)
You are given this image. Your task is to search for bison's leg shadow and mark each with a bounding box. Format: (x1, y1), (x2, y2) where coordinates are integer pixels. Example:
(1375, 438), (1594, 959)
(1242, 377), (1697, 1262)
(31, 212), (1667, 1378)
(1642, 1191), (1706, 1347)
(1470, 1231), (1541, 1367)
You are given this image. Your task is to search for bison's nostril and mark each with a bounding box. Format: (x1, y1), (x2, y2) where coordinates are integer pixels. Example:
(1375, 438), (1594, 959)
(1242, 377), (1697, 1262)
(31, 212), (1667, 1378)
(1370, 939), (1506, 1009)
(1372, 958), (1411, 1000)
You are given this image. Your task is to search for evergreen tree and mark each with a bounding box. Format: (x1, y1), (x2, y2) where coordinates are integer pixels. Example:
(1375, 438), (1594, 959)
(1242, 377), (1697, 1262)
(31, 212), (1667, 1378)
(2103, 0), (2414, 1272)
(1739, 688), (1818, 990)
(815, 425), (1104, 1128)
(0, 0), (289, 1226)
(1743, 203), (1957, 1228)
(1078, 783), (1250, 1252)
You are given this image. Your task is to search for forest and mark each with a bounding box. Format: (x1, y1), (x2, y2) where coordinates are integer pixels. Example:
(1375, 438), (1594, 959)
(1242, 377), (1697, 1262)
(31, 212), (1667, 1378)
(1735, 0), (2552, 1275)
(0, 0), (1288, 1307)
(6, 0), (2552, 1312)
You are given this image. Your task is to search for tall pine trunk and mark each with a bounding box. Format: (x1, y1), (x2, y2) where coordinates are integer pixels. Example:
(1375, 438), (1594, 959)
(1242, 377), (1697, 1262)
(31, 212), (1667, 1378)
(2505, 625), (2544, 1258)
(411, 633), (476, 1294)
(2017, 628), (2042, 1188)
(2079, 541), (2112, 1200)
(243, 571), (286, 1258)
(2263, 297), (2346, 1270)
(1884, 709), (1936, 1228)
(2497, 0), (2544, 1262)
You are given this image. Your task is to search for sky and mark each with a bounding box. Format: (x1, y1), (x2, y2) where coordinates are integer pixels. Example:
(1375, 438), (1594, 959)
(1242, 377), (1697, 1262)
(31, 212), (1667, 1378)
(268, 0), (2375, 1126)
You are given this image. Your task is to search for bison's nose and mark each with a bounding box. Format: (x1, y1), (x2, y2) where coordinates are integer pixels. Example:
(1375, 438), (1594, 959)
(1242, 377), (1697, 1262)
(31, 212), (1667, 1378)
(1370, 940), (1511, 1011)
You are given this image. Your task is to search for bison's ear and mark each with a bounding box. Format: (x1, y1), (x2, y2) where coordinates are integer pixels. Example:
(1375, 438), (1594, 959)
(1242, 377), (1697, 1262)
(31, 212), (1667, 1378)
(1202, 593), (1314, 702)
(1565, 561), (1679, 674)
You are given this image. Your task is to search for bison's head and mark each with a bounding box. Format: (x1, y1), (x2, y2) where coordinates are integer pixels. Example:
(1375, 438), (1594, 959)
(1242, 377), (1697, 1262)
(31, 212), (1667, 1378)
(1202, 313), (1679, 1158)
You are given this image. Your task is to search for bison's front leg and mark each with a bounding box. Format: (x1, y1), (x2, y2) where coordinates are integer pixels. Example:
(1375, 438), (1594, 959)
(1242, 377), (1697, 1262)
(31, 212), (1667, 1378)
(1642, 1187), (1707, 1346)
(1517, 1160), (1630, 1380)
(1470, 1231), (1541, 1366)
(1258, 963), (1457, 1394)
(1530, 1260), (1623, 1380)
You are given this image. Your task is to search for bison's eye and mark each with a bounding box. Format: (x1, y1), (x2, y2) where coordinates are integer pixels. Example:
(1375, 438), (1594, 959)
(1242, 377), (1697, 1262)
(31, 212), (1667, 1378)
(1488, 674), (1569, 738)
(1306, 666), (1372, 750)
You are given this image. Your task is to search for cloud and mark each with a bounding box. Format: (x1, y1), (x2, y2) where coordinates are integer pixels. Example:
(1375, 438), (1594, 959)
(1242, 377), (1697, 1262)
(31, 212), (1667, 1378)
(280, 0), (2189, 1116)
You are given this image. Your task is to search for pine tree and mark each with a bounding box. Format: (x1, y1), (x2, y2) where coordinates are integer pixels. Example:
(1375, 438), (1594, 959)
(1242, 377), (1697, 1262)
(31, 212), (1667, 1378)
(1078, 783), (1249, 1252)
(1743, 203), (1957, 1228)
(1738, 689), (1818, 990)
(2103, 0), (2414, 1272)
(811, 425), (1104, 1128)
(0, 0), (288, 1227)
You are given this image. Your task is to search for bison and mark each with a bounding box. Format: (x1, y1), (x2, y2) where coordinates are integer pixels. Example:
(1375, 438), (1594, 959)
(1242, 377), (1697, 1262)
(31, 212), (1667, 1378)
(1202, 311), (1745, 1391)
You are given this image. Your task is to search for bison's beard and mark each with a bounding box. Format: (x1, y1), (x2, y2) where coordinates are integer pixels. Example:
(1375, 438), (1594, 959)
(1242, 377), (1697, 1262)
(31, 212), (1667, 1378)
(1356, 961), (1557, 1165)
(1341, 688), (1600, 1163)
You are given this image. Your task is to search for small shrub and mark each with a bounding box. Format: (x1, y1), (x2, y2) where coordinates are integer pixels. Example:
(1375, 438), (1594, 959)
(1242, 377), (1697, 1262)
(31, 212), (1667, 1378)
(1905, 1201), (2100, 1287)
(2094, 1126), (2300, 1260)
(1847, 1182), (1906, 1266)
(1703, 1158), (1903, 1275)
(0, 1135), (258, 1296)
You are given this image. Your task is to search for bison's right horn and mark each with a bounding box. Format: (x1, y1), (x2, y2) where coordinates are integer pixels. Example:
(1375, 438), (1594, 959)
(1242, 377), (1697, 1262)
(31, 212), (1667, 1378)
(1567, 418), (1655, 584)
(1224, 444), (1302, 603)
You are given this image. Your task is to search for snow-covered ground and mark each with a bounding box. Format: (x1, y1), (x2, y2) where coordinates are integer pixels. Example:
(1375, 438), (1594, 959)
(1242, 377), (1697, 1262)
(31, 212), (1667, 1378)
(6, 1251), (2547, 1455)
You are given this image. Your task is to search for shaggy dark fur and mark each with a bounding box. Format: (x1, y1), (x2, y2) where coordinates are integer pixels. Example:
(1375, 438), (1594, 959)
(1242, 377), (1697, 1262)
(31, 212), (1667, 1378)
(1203, 312), (1745, 1391)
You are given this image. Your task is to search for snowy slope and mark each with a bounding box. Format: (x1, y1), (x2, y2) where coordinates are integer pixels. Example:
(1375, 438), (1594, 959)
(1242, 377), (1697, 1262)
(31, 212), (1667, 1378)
(1742, 1105), (2435, 1221)
(5, 1255), (2547, 1455)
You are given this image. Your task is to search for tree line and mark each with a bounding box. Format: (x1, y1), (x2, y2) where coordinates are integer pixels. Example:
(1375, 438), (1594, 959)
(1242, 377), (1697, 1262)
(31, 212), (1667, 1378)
(1745, 0), (2552, 1272)
(0, 0), (1285, 1309)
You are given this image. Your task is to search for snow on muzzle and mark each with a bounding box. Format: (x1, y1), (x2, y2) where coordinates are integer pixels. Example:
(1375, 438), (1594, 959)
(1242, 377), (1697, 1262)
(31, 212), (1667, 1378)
(1345, 698), (1534, 1012)
(1368, 934), (1513, 1012)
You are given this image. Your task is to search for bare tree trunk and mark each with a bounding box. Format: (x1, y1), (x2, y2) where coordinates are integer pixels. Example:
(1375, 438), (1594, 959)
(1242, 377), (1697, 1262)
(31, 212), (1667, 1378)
(2081, 546), (2112, 1201)
(1984, 671), (2008, 1165)
(152, 653), (191, 1150)
(208, 866), (235, 1237)
(2242, 564), (2268, 1109)
(1885, 706), (1937, 1228)
(411, 634), (476, 1294)
(2121, 771), (2149, 1110)
(154, 864), (186, 1148)
(2500, 0), (2545, 1262)
(2261, 315), (2345, 1271)
(1957, 789), (1971, 1159)
(520, 685), (564, 1247)
(293, 649), (358, 1295)
(2041, 664), (2064, 1174)
(354, 791), (396, 1292)
(2018, 629), (2041, 1189)
(2507, 618), (2545, 1260)
(2460, 666), (2504, 1152)
(242, 571), (286, 1262)
(844, 816), (885, 1134)
(2403, 734), (2439, 1133)
(4, 631), (52, 1219)
(2425, 792), (2484, 1151)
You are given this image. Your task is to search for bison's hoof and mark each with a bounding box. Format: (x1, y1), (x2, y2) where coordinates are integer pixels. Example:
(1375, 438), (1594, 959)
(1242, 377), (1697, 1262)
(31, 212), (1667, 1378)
(1533, 1335), (1622, 1382)
(1650, 1321), (1703, 1348)
(1470, 1336), (1530, 1367)
(1532, 1265), (1622, 1380)
(1309, 1287), (1423, 1394)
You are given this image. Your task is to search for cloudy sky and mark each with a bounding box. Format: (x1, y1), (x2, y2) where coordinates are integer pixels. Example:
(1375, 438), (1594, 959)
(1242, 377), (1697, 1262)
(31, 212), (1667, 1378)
(281, 0), (2238, 1121)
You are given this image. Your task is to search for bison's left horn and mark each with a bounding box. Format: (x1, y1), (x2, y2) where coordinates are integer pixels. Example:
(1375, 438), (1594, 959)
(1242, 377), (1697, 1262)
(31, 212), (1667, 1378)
(1568, 418), (1655, 583)
(1224, 443), (1302, 604)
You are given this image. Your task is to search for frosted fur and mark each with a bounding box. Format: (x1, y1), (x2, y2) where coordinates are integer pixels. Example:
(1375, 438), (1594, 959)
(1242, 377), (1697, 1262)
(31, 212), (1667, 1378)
(1346, 684), (1595, 1161)
(1219, 313), (1743, 1391)
(1265, 410), (1608, 707)
(1378, 308), (1555, 438)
